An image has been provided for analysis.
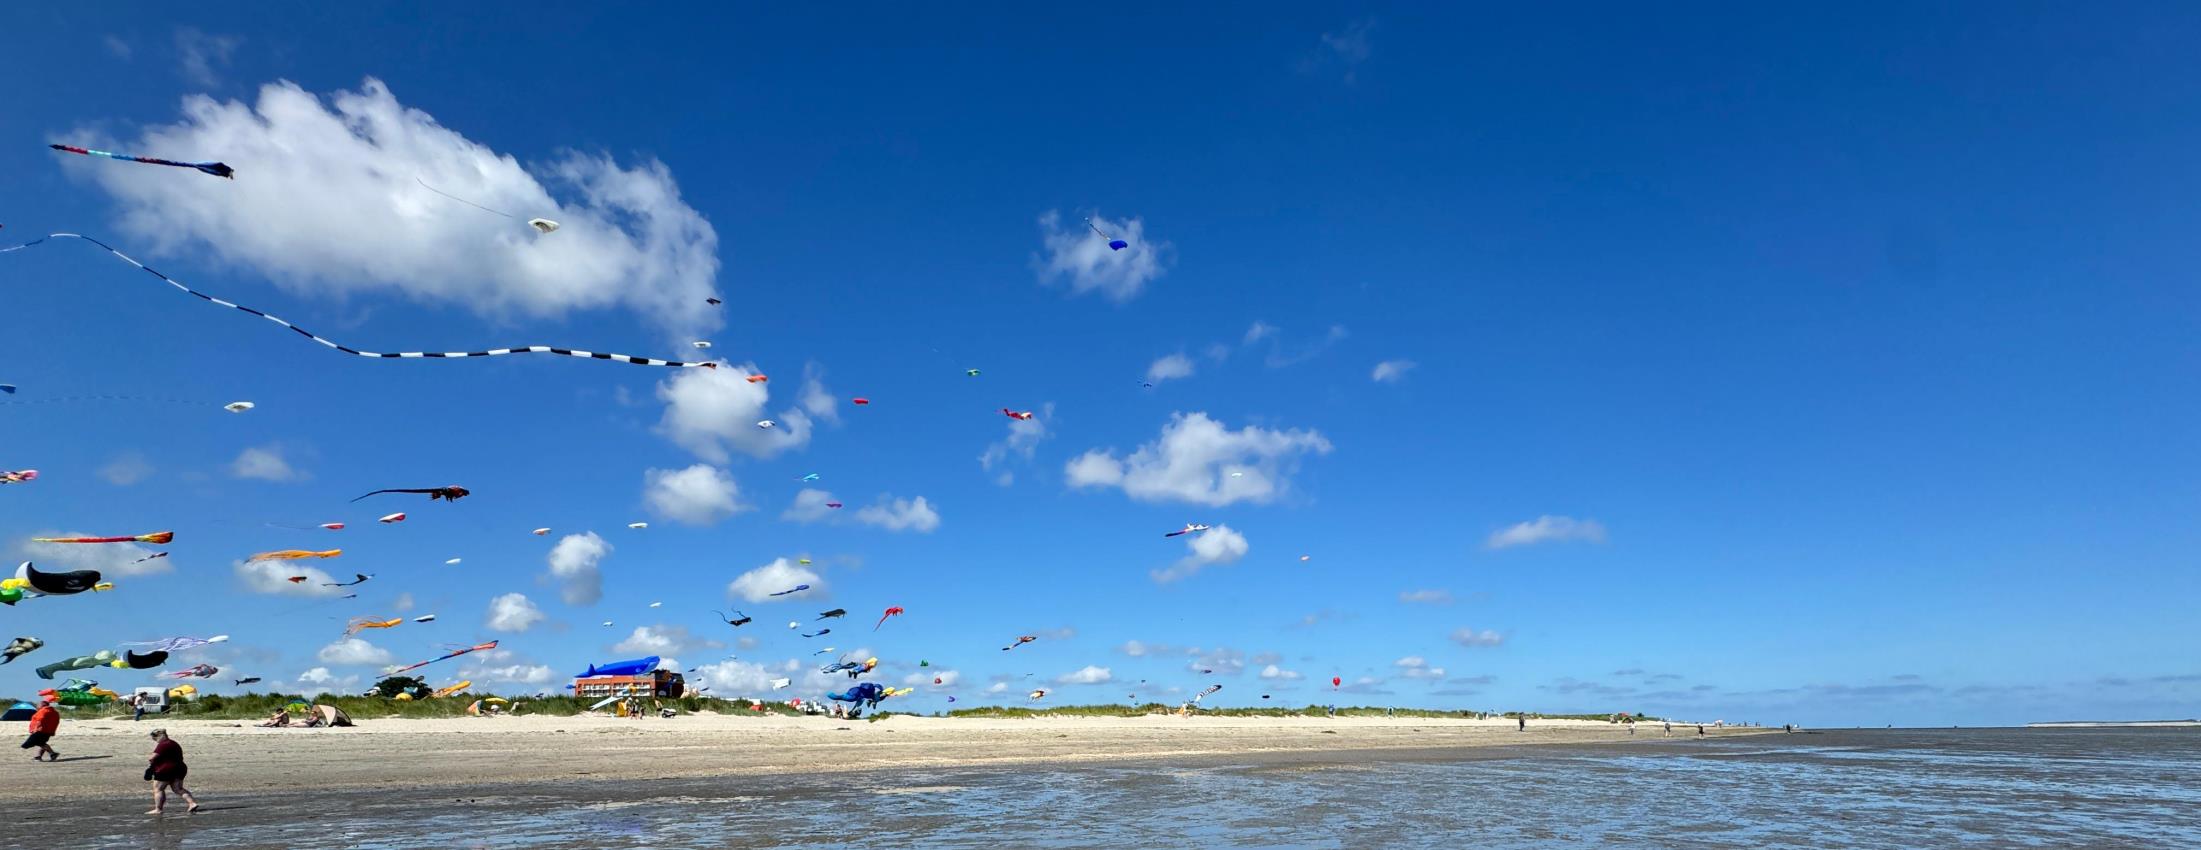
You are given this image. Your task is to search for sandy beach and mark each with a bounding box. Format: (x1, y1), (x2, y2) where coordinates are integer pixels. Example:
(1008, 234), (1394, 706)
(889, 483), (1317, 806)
(0, 713), (1768, 804)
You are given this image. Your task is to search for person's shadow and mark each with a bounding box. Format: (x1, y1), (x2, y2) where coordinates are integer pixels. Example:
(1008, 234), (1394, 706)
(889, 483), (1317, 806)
(50, 755), (114, 763)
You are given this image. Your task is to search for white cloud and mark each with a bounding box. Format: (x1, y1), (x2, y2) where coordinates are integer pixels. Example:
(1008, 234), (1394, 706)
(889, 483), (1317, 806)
(642, 464), (749, 526)
(1056, 665), (1113, 685)
(97, 453), (154, 486)
(1152, 524), (1249, 583)
(1243, 321), (1278, 345)
(1247, 323), (1348, 367)
(1145, 353), (1195, 385)
(689, 658), (778, 696)
(465, 664), (556, 686)
(986, 682), (1010, 695)
(655, 364), (812, 462)
(174, 27), (239, 88)
(545, 532), (609, 606)
(102, 35), (132, 60)
(22, 533), (174, 578)
(736, 636), (759, 650)
(1032, 210), (1168, 302)
(1189, 648), (1248, 677)
(293, 667), (359, 698)
(317, 638), (394, 667)
(1259, 664), (1303, 681)
(1371, 359), (1416, 383)
(230, 444), (304, 482)
(612, 625), (720, 656)
(979, 402), (1053, 486)
(905, 669), (961, 688)
(1451, 628), (1506, 648)
(781, 488), (842, 524)
(855, 495), (940, 533)
(485, 593), (546, 632)
(1066, 412), (1332, 507)
(71, 78), (722, 342)
(234, 559), (345, 596)
(1118, 640), (1178, 658)
(392, 592), (415, 613)
(1395, 656), (1446, 679)
(1399, 589), (1453, 605)
(727, 557), (823, 603)
(1486, 516), (1607, 550)
(798, 363), (839, 425)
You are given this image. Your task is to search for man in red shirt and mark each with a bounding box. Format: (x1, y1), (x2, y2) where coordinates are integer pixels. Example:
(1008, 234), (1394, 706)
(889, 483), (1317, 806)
(22, 693), (60, 762)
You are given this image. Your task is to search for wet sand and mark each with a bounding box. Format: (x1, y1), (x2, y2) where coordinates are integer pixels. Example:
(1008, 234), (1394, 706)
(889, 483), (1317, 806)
(0, 713), (1767, 805)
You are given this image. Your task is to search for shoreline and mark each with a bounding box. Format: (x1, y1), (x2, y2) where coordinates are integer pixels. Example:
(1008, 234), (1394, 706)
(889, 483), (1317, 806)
(0, 713), (1773, 804)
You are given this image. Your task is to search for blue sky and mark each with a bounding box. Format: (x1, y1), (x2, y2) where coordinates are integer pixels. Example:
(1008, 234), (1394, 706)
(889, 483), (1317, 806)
(1, 5), (2196, 727)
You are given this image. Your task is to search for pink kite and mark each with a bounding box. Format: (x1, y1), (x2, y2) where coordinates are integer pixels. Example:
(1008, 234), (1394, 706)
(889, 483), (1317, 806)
(378, 512), (407, 524)
(1001, 409), (1034, 421)
(874, 606), (904, 630)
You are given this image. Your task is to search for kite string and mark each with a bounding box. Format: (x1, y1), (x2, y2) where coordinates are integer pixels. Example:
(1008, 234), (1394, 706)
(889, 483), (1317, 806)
(0, 233), (716, 368)
(414, 176), (516, 219)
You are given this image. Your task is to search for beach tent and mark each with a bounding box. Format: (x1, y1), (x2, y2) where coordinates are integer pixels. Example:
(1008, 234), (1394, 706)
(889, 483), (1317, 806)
(0, 702), (33, 722)
(312, 704), (353, 727)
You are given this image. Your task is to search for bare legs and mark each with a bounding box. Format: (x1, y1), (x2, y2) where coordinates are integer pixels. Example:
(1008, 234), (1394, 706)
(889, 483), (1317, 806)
(147, 781), (200, 815)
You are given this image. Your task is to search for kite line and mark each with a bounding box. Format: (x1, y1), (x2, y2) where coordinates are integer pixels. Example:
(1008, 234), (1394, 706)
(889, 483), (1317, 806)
(0, 234), (716, 368)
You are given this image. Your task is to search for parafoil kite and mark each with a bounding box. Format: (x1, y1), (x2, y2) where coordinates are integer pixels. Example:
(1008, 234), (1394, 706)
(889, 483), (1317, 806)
(32, 531), (172, 544)
(285, 576), (308, 583)
(693, 341), (713, 349)
(874, 606), (904, 630)
(50, 143), (233, 179)
(0, 234), (724, 368)
(756, 420), (776, 429)
(627, 522), (648, 530)
(1, 469), (36, 484)
(602, 621), (615, 627)
(966, 369), (982, 377)
(2, 637), (42, 664)
(160, 663), (220, 679)
(378, 513), (407, 524)
(1164, 523), (1210, 538)
(714, 610), (753, 627)
(746, 375), (769, 384)
(120, 635), (227, 653)
(768, 584), (810, 597)
(443, 558), (462, 565)
(825, 501), (842, 509)
(319, 523), (345, 530)
(345, 617), (402, 636)
(1086, 217), (1129, 251)
(852, 398), (870, 405)
(353, 486), (469, 503)
(770, 677), (791, 690)
(817, 608), (846, 620)
(787, 621), (799, 629)
(532, 528), (552, 536)
(1002, 409), (1035, 420)
(123, 650), (169, 669)
(799, 473), (820, 482)
(798, 558), (812, 565)
(947, 695), (957, 702)
(1002, 635), (1037, 651)
(707, 297), (723, 306)
(248, 549), (342, 563)
(224, 401), (255, 413)
(324, 573), (374, 588)
(384, 641), (498, 676)
(648, 601), (661, 608)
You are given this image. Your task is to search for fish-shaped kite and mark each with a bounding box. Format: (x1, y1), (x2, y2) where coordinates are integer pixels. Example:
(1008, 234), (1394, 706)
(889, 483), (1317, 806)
(803, 628), (831, 638)
(233, 677), (261, 686)
(1, 469), (37, 484)
(1002, 635), (1037, 651)
(247, 549), (342, 563)
(32, 531), (172, 544)
(132, 552), (170, 565)
(160, 663), (220, 680)
(768, 585), (810, 597)
(352, 486), (469, 503)
(50, 143), (234, 179)
(2, 636), (42, 664)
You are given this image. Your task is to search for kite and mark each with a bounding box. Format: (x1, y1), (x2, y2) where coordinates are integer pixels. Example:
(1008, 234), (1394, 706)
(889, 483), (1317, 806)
(323, 573), (374, 587)
(1164, 523), (1211, 538)
(627, 522), (648, 530)
(919, 660), (929, 667)
(825, 501), (843, 509)
(1191, 684), (1222, 704)
(1029, 689), (1048, 700)
(36, 651), (117, 679)
(49, 143), (234, 179)
(120, 636), (227, 653)
(123, 650), (169, 670)
(133, 552), (170, 565)
(817, 608), (847, 620)
(352, 486), (469, 503)
(224, 401), (255, 413)
(756, 420), (776, 429)
(413, 614), (437, 623)
(319, 523), (346, 530)
(0, 235), (718, 367)
(344, 617), (401, 636)
(0, 384), (12, 393)
(693, 341), (713, 349)
(787, 621), (799, 629)
(379, 513), (407, 524)
(1229, 471), (1244, 478)
(2, 637), (42, 664)
(812, 648), (834, 656)
(1002, 409), (1035, 421)
(746, 375), (768, 383)
(445, 558), (462, 565)
(966, 369), (982, 377)
(874, 606), (904, 631)
(384, 641), (498, 676)
(532, 528), (551, 535)
(6, 562), (103, 598)
(602, 621), (615, 627)
(707, 298), (723, 306)
(933, 677), (943, 685)
(820, 660), (862, 676)
(285, 576), (308, 584)
(1299, 555), (1312, 562)
(1002, 635), (1037, 651)
(1086, 217), (1129, 251)
(799, 473), (820, 482)
(802, 629), (831, 638)
(1332, 677), (1342, 689)
(1262, 695), (1271, 699)
(768, 585), (810, 597)
(412, 177), (559, 233)
(1, 469), (37, 484)
(714, 610), (753, 627)
(233, 677), (261, 686)
(431, 681), (472, 699)
(160, 664), (220, 680)
(32, 531), (173, 544)
(247, 549), (342, 562)
(852, 398), (870, 405)
(828, 682), (889, 710)
(771, 677), (791, 690)
(798, 558), (813, 565)
(648, 602), (662, 608)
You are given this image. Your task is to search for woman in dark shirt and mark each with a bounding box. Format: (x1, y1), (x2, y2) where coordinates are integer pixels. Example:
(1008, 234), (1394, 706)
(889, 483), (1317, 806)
(145, 729), (200, 815)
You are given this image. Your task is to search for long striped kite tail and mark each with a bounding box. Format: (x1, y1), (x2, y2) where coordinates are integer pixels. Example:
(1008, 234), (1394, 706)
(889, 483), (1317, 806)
(3, 233), (717, 369)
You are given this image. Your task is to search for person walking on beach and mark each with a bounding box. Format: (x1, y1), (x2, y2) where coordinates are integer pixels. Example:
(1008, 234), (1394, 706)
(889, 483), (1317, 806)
(1663, 721), (1671, 736)
(1517, 714), (1526, 732)
(23, 695), (60, 761)
(145, 728), (200, 815)
(131, 692), (147, 722)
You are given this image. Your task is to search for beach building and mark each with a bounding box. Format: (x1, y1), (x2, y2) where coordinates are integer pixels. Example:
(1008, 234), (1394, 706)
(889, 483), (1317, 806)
(573, 669), (685, 699)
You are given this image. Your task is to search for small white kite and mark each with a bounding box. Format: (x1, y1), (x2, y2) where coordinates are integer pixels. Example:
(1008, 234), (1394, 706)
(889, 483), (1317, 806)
(223, 401), (255, 413)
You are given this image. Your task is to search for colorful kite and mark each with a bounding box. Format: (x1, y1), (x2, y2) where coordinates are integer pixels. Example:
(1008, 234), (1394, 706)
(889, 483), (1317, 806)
(352, 486), (469, 503)
(756, 420), (776, 429)
(35, 651), (117, 679)
(384, 641), (498, 676)
(1002, 409), (1035, 421)
(1086, 217), (1129, 251)
(1002, 635), (1037, 651)
(132, 552), (170, 565)
(323, 573), (374, 587)
(1, 470), (36, 484)
(49, 143), (233, 179)
(319, 523), (345, 530)
(768, 585), (810, 597)
(532, 527), (551, 535)
(247, 549), (341, 563)
(746, 375), (768, 383)
(1028, 688), (1049, 700)
(0, 234), (720, 368)
(119, 636), (228, 653)
(345, 617), (401, 636)
(379, 513), (407, 524)
(31, 531), (172, 544)
(2, 637), (42, 664)
(874, 606), (904, 631)
(160, 663), (220, 680)
(1164, 523), (1211, 538)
